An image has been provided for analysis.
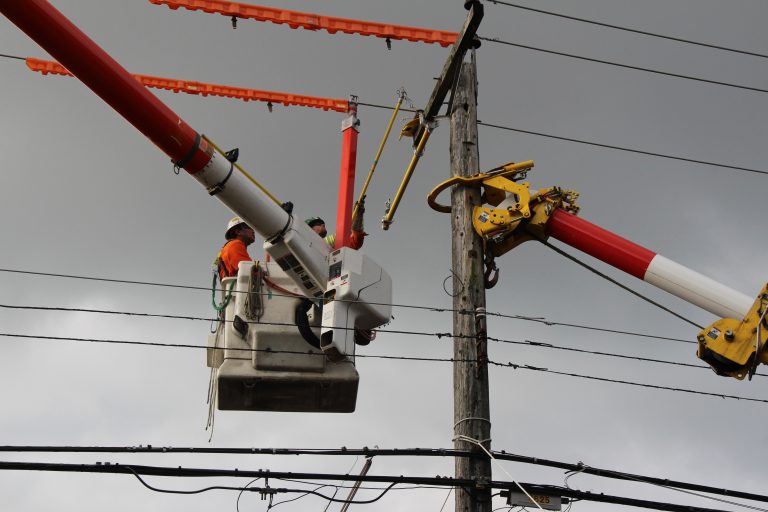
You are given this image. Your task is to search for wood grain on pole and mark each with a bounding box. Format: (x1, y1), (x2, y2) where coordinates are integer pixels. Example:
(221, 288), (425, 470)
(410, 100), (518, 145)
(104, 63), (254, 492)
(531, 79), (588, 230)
(451, 57), (492, 512)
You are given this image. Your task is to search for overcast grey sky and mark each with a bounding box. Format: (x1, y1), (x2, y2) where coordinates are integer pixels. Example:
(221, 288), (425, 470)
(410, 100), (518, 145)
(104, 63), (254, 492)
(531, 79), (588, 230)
(1, 1), (767, 511)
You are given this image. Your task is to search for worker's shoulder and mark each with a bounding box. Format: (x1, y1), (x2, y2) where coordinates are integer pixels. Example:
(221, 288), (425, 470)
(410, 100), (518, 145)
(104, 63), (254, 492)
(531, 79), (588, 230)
(221, 239), (246, 253)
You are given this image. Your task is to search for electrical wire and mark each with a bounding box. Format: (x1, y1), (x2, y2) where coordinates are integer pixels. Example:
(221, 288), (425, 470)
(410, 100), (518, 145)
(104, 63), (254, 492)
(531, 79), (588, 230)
(0, 53), (25, 61)
(478, 35), (768, 95)
(354, 103), (768, 177)
(477, 121), (768, 176)
(4, 446), (767, 504)
(2, 331), (766, 404)
(0, 461), (746, 512)
(6, 50), (765, 177)
(485, 1), (768, 60)
(566, 463), (768, 512)
(535, 237), (704, 329)
(4, 302), (758, 377)
(0, 267), (705, 344)
(236, 478), (261, 512)
(124, 466), (398, 503)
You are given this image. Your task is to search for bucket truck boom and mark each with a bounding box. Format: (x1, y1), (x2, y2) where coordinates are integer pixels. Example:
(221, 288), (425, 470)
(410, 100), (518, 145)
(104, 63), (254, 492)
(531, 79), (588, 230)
(1, 0), (392, 412)
(428, 161), (768, 380)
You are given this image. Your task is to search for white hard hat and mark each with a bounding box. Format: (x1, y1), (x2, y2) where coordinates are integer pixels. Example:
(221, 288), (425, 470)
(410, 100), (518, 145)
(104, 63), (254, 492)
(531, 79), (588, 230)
(225, 216), (246, 239)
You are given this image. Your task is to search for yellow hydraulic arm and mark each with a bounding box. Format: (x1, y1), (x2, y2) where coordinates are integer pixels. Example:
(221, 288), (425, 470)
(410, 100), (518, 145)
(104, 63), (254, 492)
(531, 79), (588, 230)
(427, 159), (768, 381)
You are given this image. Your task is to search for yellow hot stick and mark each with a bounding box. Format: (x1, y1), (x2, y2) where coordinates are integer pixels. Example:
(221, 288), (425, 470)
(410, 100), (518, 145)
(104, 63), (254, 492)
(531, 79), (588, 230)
(351, 92), (405, 226)
(381, 126), (432, 230)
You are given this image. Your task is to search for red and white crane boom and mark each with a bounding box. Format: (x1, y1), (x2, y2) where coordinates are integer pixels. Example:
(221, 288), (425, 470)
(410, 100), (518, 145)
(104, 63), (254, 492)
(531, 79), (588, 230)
(428, 161), (768, 380)
(1, 0), (330, 295)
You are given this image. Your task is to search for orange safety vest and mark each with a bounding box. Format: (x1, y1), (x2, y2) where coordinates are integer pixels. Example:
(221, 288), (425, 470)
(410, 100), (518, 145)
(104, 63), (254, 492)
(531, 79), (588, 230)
(215, 239), (252, 280)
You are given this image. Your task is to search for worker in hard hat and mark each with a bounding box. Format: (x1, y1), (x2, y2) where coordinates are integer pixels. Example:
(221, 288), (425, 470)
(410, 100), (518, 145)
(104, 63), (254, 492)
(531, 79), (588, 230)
(306, 202), (374, 345)
(305, 199), (366, 249)
(215, 217), (256, 280)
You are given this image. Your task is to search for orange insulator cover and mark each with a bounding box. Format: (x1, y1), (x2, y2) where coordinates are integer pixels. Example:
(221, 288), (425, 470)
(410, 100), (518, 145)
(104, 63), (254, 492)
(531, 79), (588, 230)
(26, 57), (350, 112)
(149, 0), (459, 47)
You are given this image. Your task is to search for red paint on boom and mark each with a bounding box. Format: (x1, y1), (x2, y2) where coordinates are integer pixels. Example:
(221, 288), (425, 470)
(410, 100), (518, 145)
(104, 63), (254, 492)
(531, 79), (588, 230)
(1, 0), (210, 174)
(334, 107), (358, 249)
(547, 209), (656, 280)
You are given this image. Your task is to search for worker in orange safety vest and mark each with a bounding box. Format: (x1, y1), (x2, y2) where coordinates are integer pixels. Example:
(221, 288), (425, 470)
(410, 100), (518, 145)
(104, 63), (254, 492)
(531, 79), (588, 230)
(215, 217), (256, 280)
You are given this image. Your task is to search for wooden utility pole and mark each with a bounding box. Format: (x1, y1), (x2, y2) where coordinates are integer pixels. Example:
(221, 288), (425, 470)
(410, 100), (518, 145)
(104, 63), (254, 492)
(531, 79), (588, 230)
(451, 51), (492, 512)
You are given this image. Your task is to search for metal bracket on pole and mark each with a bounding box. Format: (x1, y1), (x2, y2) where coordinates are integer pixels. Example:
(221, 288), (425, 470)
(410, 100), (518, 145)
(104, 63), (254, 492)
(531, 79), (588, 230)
(414, 1), (483, 143)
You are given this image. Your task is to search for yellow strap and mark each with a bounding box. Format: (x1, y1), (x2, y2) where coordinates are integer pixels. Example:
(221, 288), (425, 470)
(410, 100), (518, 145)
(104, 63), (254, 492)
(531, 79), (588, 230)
(203, 135), (281, 206)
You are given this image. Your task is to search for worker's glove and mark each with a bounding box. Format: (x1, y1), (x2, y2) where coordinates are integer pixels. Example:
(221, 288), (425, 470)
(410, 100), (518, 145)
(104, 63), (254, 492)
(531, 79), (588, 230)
(352, 197), (365, 232)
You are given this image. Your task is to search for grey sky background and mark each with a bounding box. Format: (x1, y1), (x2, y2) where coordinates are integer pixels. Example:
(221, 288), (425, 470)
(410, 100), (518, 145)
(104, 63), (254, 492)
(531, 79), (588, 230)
(1, 1), (766, 510)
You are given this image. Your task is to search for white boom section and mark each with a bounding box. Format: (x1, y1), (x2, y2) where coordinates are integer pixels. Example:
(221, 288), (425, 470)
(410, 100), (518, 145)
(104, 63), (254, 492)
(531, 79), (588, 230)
(645, 255), (753, 320)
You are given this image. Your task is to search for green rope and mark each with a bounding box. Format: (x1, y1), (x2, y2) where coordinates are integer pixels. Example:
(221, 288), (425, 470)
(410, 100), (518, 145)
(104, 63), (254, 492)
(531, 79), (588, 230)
(211, 272), (236, 312)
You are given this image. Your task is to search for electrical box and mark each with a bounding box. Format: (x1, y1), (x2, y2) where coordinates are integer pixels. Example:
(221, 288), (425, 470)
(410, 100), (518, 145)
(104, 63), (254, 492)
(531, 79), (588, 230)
(502, 490), (564, 511)
(320, 247), (392, 359)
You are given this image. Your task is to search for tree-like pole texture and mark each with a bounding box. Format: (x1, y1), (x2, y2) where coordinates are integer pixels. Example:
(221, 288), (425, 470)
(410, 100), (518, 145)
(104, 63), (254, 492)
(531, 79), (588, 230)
(451, 54), (492, 512)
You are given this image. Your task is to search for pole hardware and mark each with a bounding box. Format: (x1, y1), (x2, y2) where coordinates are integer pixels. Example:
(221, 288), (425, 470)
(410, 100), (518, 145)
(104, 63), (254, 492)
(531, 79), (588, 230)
(380, 1), (484, 231)
(428, 159), (580, 263)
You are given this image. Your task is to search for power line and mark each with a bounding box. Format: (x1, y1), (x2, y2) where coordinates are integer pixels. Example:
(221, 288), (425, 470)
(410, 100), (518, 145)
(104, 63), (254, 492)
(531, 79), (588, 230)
(0, 53), (25, 61)
(488, 311), (694, 345)
(485, 1), (768, 60)
(4, 52), (763, 177)
(3, 302), (759, 377)
(352, 105), (767, 177)
(0, 460), (746, 512)
(479, 35), (768, 95)
(477, 121), (768, 176)
(0, 267), (698, 345)
(3, 331), (766, 404)
(2, 445), (766, 504)
(536, 238), (704, 329)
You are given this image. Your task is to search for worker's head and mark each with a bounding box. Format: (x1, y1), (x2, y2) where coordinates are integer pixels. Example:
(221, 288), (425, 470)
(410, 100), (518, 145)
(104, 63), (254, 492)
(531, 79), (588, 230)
(305, 217), (327, 238)
(225, 217), (255, 245)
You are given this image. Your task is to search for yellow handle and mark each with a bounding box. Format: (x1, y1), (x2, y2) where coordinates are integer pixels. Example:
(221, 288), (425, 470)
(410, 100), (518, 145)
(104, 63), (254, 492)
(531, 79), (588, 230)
(381, 127), (432, 230)
(351, 92), (405, 225)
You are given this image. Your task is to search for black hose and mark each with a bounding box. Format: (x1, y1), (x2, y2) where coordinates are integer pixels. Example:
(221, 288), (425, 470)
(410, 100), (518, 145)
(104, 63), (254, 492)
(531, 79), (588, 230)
(295, 299), (321, 349)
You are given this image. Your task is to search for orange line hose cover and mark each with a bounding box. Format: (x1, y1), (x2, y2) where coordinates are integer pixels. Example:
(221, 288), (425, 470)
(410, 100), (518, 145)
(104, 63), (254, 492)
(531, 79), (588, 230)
(149, 0), (458, 47)
(26, 57), (349, 112)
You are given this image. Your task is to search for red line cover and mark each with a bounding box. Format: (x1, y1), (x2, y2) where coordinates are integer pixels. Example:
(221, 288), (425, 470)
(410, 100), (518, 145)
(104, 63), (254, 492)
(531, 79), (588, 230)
(2, 0), (210, 173)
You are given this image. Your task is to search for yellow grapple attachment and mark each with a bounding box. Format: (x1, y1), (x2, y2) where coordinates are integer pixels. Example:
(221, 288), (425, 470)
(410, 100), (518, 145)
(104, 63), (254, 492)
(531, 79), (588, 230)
(697, 284), (768, 380)
(426, 160), (580, 258)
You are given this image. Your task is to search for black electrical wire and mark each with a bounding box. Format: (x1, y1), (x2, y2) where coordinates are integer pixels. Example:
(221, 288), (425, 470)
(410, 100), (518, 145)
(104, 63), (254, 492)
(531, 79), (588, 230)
(0, 267), (707, 344)
(2, 331), (766, 404)
(3, 446), (767, 504)
(124, 466), (398, 504)
(0, 301), (758, 377)
(488, 335), (720, 373)
(6, 50), (765, 177)
(352, 104), (768, 176)
(357, 100), (417, 114)
(0, 460), (744, 512)
(477, 121), (768, 176)
(535, 238), (705, 330)
(0, 53), (25, 61)
(487, 310), (694, 344)
(479, 35), (768, 95)
(485, 1), (768, 60)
